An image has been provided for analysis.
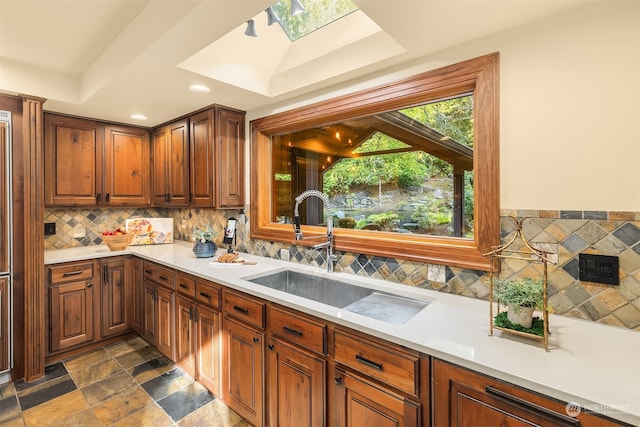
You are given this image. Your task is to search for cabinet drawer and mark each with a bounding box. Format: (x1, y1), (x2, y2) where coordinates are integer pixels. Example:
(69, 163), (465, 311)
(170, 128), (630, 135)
(195, 280), (221, 309)
(142, 261), (158, 282)
(157, 266), (175, 290)
(224, 290), (265, 329)
(176, 273), (196, 298)
(269, 305), (326, 355)
(49, 261), (94, 284)
(334, 328), (418, 396)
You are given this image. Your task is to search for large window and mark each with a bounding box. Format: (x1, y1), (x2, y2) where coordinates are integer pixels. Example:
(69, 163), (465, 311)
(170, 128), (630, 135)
(272, 95), (475, 238)
(251, 54), (499, 270)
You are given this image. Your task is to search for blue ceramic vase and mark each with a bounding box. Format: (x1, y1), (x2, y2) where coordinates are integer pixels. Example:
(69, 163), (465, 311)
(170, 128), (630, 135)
(193, 241), (217, 258)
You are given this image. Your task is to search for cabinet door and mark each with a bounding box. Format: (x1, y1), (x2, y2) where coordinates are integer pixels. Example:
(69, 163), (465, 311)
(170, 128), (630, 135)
(44, 114), (103, 206)
(197, 306), (221, 396)
(334, 368), (419, 427)
(190, 109), (215, 207)
(156, 285), (175, 360)
(176, 296), (195, 377)
(166, 119), (189, 206)
(142, 279), (157, 346)
(216, 108), (245, 208)
(50, 280), (95, 352)
(152, 120), (189, 206)
(224, 317), (264, 427)
(432, 359), (613, 427)
(267, 337), (326, 427)
(0, 277), (8, 371)
(104, 125), (150, 206)
(0, 122), (7, 273)
(151, 126), (168, 206)
(101, 257), (132, 338)
(130, 258), (144, 335)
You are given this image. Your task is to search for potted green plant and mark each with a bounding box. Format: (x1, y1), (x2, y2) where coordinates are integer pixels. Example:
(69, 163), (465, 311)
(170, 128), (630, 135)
(494, 277), (544, 329)
(192, 225), (217, 258)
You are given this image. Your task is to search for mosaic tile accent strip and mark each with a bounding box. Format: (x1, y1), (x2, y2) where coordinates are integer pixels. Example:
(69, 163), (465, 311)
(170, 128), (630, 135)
(45, 206), (640, 331)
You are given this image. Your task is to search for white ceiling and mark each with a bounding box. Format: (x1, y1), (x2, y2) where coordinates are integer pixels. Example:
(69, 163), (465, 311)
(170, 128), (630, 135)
(0, 0), (593, 127)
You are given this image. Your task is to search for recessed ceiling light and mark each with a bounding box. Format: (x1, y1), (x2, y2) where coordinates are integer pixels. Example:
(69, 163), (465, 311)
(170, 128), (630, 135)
(189, 84), (210, 93)
(130, 114), (147, 120)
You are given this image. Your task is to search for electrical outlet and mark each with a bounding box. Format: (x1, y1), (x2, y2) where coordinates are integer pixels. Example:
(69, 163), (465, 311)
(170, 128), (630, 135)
(181, 219), (187, 227)
(579, 253), (619, 285)
(44, 222), (56, 236)
(73, 224), (86, 238)
(280, 248), (290, 261)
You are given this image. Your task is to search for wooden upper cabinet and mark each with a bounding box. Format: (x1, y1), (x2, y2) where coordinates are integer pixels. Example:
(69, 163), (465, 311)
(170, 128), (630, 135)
(44, 113), (151, 207)
(45, 113), (103, 206)
(104, 125), (150, 206)
(189, 106), (246, 208)
(190, 109), (215, 207)
(152, 119), (189, 206)
(216, 107), (245, 208)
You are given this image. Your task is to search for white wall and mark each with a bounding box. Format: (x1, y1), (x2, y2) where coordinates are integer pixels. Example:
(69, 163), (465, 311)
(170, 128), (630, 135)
(247, 1), (640, 212)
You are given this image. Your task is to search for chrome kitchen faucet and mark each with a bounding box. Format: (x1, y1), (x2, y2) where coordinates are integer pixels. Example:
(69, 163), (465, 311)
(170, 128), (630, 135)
(293, 190), (337, 273)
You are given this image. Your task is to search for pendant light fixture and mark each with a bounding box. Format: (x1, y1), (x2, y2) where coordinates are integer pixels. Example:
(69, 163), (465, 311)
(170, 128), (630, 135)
(291, 0), (306, 16)
(245, 1), (305, 37)
(266, 6), (281, 25)
(244, 19), (258, 37)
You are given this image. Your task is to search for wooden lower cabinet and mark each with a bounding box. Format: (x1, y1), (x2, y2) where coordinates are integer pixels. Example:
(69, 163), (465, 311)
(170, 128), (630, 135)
(100, 256), (132, 338)
(176, 295), (196, 376)
(176, 295), (222, 396)
(49, 278), (95, 352)
(0, 277), (9, 371)
(267, 336), (326, 427)
(432, 358), (627, 427)
(130, 257), (144, 335)
(142, 279), (157, 346)
(156, 286), (175, 360)
(334, 367), (420, 427)
(224, 316), (264, 427)
(196, 306), (222, 395)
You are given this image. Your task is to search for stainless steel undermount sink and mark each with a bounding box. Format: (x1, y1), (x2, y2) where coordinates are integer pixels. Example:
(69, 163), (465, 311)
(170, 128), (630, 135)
(244, 269), (431, 325)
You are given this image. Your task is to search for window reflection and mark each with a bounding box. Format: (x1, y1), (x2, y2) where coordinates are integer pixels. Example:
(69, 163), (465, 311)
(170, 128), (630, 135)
(272, 95), (474, 239)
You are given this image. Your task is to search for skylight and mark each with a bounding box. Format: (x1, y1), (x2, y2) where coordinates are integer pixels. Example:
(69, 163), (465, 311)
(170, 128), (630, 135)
(271, 0), (358, 41)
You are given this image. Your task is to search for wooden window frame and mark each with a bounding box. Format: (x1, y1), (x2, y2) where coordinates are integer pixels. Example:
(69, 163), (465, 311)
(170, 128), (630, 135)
(250, 53), (499, 271)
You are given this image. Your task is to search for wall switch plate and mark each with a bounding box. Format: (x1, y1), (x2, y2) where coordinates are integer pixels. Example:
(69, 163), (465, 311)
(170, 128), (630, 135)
(44, 222), (56, 236)
(280, 248), (290, 262)
(73, 224), (86, 238)
(579, 253), (619, 285)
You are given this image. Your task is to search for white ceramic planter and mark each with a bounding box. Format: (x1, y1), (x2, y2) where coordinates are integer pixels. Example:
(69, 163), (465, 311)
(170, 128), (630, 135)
(507, 304), (534, 329)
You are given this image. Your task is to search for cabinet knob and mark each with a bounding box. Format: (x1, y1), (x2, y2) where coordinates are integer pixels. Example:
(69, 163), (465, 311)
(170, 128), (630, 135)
(253, 337), (260, 343)
(268, 344), (274, 351)
(86, 283), (92, 288)
(334, 376), (342, 385)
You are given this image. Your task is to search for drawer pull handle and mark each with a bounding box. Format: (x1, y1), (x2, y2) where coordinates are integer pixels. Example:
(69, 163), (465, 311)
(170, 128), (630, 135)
(233, 305), (249, 315)
(485, 386), (580, 426)
(62, 270), (83, 277)
(355, 354), (383, 371)
(179, 283), (188, 289)
(199, 292), (212, 299)
(283, 326), (303, 337)
(159, 275), (168, 281)
(144, 270), (153, 275)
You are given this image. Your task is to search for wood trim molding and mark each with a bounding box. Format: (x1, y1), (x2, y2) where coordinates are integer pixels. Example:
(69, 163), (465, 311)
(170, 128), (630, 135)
(22, 95), (45, 381)
(250, 53), (500, 271)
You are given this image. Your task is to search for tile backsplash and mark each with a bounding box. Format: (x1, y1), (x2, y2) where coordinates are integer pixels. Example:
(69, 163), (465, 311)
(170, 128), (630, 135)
(45, 207), (640, 331)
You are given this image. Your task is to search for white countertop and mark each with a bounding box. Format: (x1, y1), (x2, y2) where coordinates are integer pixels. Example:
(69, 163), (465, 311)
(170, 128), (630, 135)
(45, 241), (640, 425)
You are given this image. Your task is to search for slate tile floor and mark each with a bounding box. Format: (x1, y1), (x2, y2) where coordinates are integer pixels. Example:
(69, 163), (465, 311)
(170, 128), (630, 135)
(0, 336), (250, 426)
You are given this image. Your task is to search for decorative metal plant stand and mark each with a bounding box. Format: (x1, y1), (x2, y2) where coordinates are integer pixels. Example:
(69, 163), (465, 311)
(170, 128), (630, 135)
(484, 216), (555, 351)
